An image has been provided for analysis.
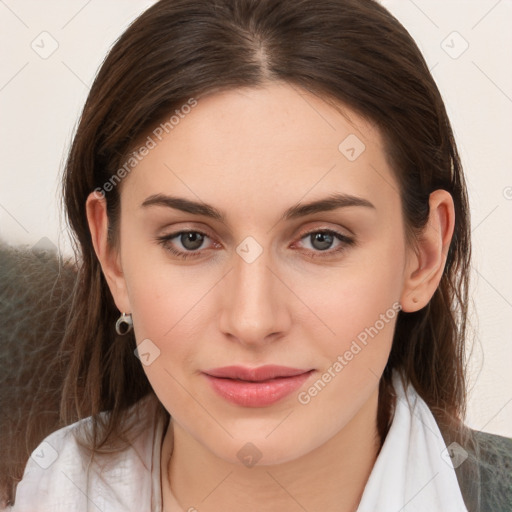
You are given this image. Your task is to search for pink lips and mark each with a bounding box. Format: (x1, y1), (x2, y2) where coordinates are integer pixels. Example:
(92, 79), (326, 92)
(202, 365), (314, 407)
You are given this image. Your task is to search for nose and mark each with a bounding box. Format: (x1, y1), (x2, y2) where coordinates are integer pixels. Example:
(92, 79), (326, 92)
(218, 244), (291, 348)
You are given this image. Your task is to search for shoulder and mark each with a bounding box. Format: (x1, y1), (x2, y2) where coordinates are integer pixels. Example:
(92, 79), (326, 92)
(8, 395), (165, 512)
(471, 429), (512, 509)
(455, 427), (512, 512)
(471, 428), (512, 458)
(8, 417), (96, 511)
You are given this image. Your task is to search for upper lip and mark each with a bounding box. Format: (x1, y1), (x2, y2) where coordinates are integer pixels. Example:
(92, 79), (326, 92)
(203, 365), (312, 382)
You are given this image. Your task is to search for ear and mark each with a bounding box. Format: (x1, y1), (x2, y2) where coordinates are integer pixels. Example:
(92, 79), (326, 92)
(85, 191), (132, 314)
(400, 189), (455, 313)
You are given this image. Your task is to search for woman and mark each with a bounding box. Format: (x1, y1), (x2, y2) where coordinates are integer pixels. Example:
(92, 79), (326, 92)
(7, 0), (512, 510)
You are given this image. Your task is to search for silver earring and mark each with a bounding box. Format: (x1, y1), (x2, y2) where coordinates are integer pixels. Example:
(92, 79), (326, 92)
(115, 312), (133, 335)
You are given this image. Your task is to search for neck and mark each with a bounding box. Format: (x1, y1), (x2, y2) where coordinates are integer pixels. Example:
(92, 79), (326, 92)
(161, 387), (382, 512)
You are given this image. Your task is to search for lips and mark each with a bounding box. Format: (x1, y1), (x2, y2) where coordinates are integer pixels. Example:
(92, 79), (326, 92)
(203, 365), (312, 382)
(202, 365), (315, 407)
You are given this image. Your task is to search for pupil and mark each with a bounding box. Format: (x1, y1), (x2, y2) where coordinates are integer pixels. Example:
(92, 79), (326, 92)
(182, 232), (203, 250)
(312, 232), (332, 251)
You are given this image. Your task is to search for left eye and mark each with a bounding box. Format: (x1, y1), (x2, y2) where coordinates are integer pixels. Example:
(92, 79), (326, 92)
(294, 229), (355, 258)
(298, 230), (345, 251)
(156, 228), (355, 260)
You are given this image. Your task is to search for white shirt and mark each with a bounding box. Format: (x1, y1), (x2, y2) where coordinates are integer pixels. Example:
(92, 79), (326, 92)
(7, 371), (468, 511)
(8, 394), (166, 512)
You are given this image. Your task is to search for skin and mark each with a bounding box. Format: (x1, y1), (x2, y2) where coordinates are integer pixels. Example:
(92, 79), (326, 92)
(86, 82), (455, 512)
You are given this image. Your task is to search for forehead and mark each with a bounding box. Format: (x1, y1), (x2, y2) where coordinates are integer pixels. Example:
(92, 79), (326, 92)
(122, 82), (399, 219)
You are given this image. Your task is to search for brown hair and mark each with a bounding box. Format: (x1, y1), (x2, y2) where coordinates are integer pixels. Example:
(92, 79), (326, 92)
(59, 0), (472, 459)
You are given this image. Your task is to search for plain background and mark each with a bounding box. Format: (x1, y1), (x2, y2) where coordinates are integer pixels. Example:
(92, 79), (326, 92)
(0, 0), (511, 437)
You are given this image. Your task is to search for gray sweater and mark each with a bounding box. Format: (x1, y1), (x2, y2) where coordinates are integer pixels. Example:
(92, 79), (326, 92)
(453, 429), (512, 511)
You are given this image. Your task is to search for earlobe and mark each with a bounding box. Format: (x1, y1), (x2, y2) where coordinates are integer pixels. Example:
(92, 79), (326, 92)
(400, 189), (455, 313)
(85, 192), (131, 313)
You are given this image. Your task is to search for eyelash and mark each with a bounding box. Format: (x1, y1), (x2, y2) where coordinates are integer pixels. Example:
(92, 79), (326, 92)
(155, 228), (355, 261)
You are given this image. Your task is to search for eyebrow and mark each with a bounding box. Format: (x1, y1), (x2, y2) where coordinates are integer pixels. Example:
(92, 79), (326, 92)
(140, 192), (376, 222)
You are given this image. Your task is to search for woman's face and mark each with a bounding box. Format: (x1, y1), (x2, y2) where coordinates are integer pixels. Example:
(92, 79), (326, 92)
(93, 82), (416, 464)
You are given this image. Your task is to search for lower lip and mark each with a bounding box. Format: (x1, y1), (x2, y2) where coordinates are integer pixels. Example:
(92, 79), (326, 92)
(203, 371), (314, 407)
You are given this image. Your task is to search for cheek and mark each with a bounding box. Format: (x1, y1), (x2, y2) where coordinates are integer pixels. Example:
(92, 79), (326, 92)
(300, 235), (405, 371)
(124, 255), (213, 414)
(294, 258), (402, 425)
(121, 241), (213, 373)
(122, 233), (210, 337)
